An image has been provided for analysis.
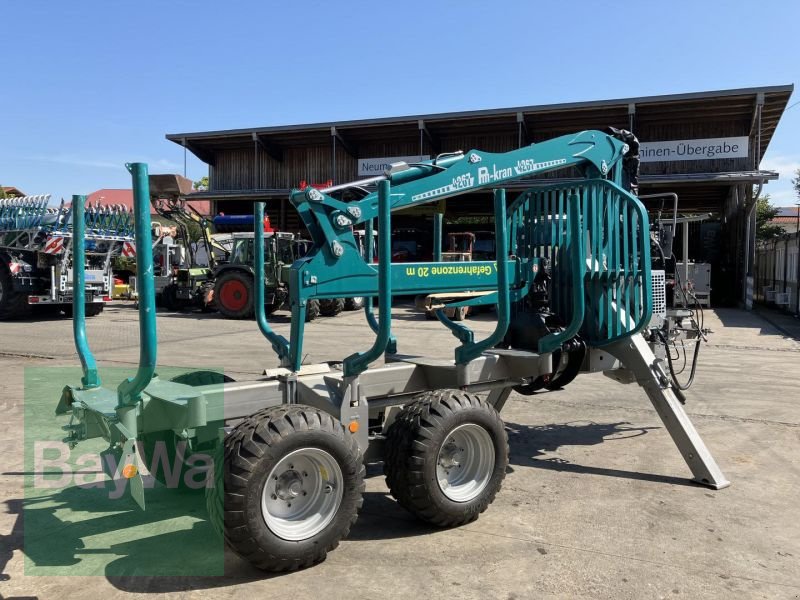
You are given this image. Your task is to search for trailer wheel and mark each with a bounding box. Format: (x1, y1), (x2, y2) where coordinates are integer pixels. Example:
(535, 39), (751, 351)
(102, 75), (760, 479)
(141, 371), (235, 490)
(319, 298), (344, 317)
(385, 390), (508, 527)
(170, 370), (235, 386)
(344, 297), (364, 311)
(210, 405), (364, 572)
(305, 299), (320, 322)
(215, 272), (254, 319)
(141, 430), (200, 490)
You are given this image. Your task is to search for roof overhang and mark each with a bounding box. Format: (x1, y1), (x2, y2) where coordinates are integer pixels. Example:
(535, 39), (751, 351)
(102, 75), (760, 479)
(167, 85), (793, 168)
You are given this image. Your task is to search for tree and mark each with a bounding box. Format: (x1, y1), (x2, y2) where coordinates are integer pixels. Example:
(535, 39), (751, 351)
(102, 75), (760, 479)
(193, 176), (209, 191)
(756, 194), (784, 240)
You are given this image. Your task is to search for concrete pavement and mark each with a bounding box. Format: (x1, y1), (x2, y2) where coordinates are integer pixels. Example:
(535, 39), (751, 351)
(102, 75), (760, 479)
(0, 302), (798, 599)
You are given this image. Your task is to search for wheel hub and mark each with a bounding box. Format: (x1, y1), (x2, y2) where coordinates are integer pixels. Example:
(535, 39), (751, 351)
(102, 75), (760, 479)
(438, 441), (464, 470)
(219, 279), (248, 311)
(261, 448), (344, 541)
(435, 423), (495, 502)
(275, 469), (304, 501)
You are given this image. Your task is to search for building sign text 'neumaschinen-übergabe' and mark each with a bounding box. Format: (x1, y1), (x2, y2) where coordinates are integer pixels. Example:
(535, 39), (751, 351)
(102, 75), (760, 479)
(639, 137), (749, 163)
(358, 155), (430, 177)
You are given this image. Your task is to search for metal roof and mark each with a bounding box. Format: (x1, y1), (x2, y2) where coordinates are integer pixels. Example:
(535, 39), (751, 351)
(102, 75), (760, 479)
(166, 84), (794, 160)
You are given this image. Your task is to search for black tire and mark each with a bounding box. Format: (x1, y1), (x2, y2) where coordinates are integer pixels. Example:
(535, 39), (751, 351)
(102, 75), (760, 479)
(141, 371), (235, 490)
(384, 390), (508, 527)
(319, 298), (345, 317)
(545, 341), (586, 390)
(265, 302), (281, 315)
(305, 298), (320, 322)
(209, 404), (365, 572)
(344, 297), (364, 311)
(171, 370), (235, 386)
(140, 429), (198, 490)
(0, 265), (31, 320)
(513, 341), (586, 395)
(85, 303), (104, 317)
(214, 271), (254, 319)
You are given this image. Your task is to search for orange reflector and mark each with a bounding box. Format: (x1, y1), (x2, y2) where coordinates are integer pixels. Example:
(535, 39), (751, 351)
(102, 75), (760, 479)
(121, 463), (138, 479)
(348, 421), (359, 433)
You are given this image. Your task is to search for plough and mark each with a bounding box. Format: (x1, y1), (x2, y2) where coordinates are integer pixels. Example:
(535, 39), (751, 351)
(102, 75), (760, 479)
(56, 130), (728, 572)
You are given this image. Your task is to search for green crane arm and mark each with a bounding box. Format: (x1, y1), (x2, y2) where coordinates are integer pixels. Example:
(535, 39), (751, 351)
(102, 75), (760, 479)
(277, 129), (640, 372)
(290, 130), (628, 250)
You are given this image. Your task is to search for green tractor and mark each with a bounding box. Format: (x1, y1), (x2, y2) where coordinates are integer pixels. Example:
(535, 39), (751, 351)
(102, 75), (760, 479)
(212, 231), (314, 319)
(213, 232), (363, 320)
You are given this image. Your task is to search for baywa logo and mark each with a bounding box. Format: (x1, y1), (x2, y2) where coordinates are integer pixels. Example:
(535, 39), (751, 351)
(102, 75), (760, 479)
(33, 440), (215, 498)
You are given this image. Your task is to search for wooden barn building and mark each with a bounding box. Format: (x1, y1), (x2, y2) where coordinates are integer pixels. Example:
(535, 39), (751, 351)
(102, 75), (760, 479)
(167, 84), (793, 306)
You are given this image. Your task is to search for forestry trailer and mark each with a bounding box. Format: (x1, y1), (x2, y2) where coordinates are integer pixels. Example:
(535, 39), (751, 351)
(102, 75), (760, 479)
(56, 130), (728, 574)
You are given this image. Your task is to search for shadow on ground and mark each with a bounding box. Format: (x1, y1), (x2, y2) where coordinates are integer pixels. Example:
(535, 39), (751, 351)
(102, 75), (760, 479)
(505, 420), (699, 487)
(3, 420), (688, 593)
(715, 307), (800, 341)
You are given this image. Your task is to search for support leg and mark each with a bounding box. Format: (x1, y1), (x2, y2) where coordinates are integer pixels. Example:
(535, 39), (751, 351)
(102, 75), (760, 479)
(605, 334), (730, 490)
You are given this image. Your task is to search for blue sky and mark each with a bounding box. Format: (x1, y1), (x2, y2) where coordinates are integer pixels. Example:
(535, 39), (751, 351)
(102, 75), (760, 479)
(1, 0), (798, 205)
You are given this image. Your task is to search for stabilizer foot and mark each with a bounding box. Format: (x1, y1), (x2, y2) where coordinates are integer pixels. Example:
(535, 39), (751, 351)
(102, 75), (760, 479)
(605, 334), (730, 490)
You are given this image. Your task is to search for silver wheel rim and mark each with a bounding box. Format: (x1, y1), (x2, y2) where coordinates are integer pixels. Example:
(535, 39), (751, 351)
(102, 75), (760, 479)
(261, 447), (344, 541)
(436, 423), (495, 502)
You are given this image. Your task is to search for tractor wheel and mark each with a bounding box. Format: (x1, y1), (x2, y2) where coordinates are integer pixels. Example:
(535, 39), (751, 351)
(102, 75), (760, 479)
(207, 404), (365, 572)
(384, 390), (508, 527)
(305, 299), (320, 322)
(214, 272), (254, 319)
(0, 265), (31, 320)
(319, 298), (345, 317)
(344, 297), (364, 311)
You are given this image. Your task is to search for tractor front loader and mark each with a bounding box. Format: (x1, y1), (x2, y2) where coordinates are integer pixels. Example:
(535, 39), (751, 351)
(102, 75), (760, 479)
(56, 130), (728, 573)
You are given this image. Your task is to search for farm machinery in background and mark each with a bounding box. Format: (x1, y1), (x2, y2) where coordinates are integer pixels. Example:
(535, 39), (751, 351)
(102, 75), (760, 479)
(56, 130), (729, 575)
(147, 175), (227, 311)
(212, 228), (367, 320)
(0, 195), (133, 319)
